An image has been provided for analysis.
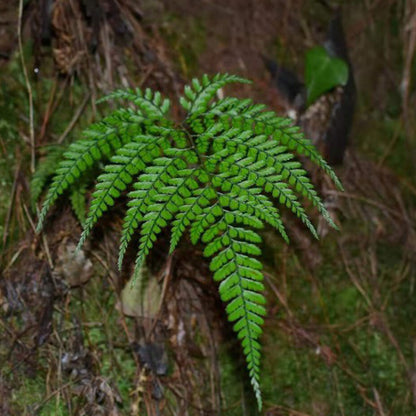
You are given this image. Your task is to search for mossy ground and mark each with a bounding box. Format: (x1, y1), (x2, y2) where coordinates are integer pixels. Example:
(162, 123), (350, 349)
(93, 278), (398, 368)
(215, 217), (415, 415)
(3, 278), (138, 416)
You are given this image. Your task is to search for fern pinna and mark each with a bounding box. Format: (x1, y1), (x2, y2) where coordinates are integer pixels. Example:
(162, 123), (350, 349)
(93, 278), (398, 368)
(36, 74), (342, 409)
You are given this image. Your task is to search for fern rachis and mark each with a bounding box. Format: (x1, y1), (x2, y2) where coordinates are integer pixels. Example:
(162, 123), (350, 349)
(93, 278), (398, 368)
(35, 73), (342, 410)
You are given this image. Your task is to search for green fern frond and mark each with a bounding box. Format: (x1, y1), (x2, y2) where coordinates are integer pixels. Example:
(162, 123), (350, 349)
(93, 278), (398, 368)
(219, 154), (318, 238)
(212, 173), (289, 242)
(189, 198), (223, 245)
(77, 137), (169, 250)
(211, 128), (336, 229)
(118, 149), (197, 269)
(133, 156), (198, 274)
(30, 145), (65, 210)
(35, 74), (343, 410)
(170, 186), (215, 253)
(277, 125), (343, 190)
(204, 218), (265, 408)
(98, 88), (171, 118)
(36, 110), (144, 231)
(70, 184), (87, 226)
(207, 96), (343, 190)
(118, 156), (182, 269)
(181, 73), (251, 114)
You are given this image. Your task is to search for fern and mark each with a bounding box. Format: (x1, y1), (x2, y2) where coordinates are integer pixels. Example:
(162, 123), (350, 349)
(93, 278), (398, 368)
(30, 145), (65, 210)
(31, 145), (88, 225)
(70, 184), (87, 226)
(35, 74), (342, 410)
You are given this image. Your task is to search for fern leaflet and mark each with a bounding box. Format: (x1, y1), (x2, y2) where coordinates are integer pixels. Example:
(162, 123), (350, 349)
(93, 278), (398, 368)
(30, 145), (65, 210)
(70, 184), (87, 226)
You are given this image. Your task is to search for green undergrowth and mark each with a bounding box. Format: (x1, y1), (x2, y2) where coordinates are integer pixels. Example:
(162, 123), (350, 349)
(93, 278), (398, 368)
(354, 109), (416, 179)
(6, 274), (137, 416)
(351, 0), (416, 181)
(0, 55), (25, 245)
(218, 220), (414, 415)
(158, 12), (207, 76)
(0, 45), (96, 254)
(9, 374), (69, 416)
(69, 279), (137, 405)
(218, 343), (259, 415)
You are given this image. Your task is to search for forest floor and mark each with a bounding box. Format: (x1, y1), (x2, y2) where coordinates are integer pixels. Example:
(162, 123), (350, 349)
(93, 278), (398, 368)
(1, 1), (416, 415)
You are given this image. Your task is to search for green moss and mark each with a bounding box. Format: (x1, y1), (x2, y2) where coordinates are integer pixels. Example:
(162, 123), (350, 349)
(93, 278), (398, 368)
(218, 343), (259, 415)
(9, 371), (69, 416)
(0, 45), (95, 255)
(0, 57), (25, 243)
(354, 111), (415, 178)
(255, 224), (414, 414)
(160, 14), (207, 76)
(69, 279), (137, 406)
